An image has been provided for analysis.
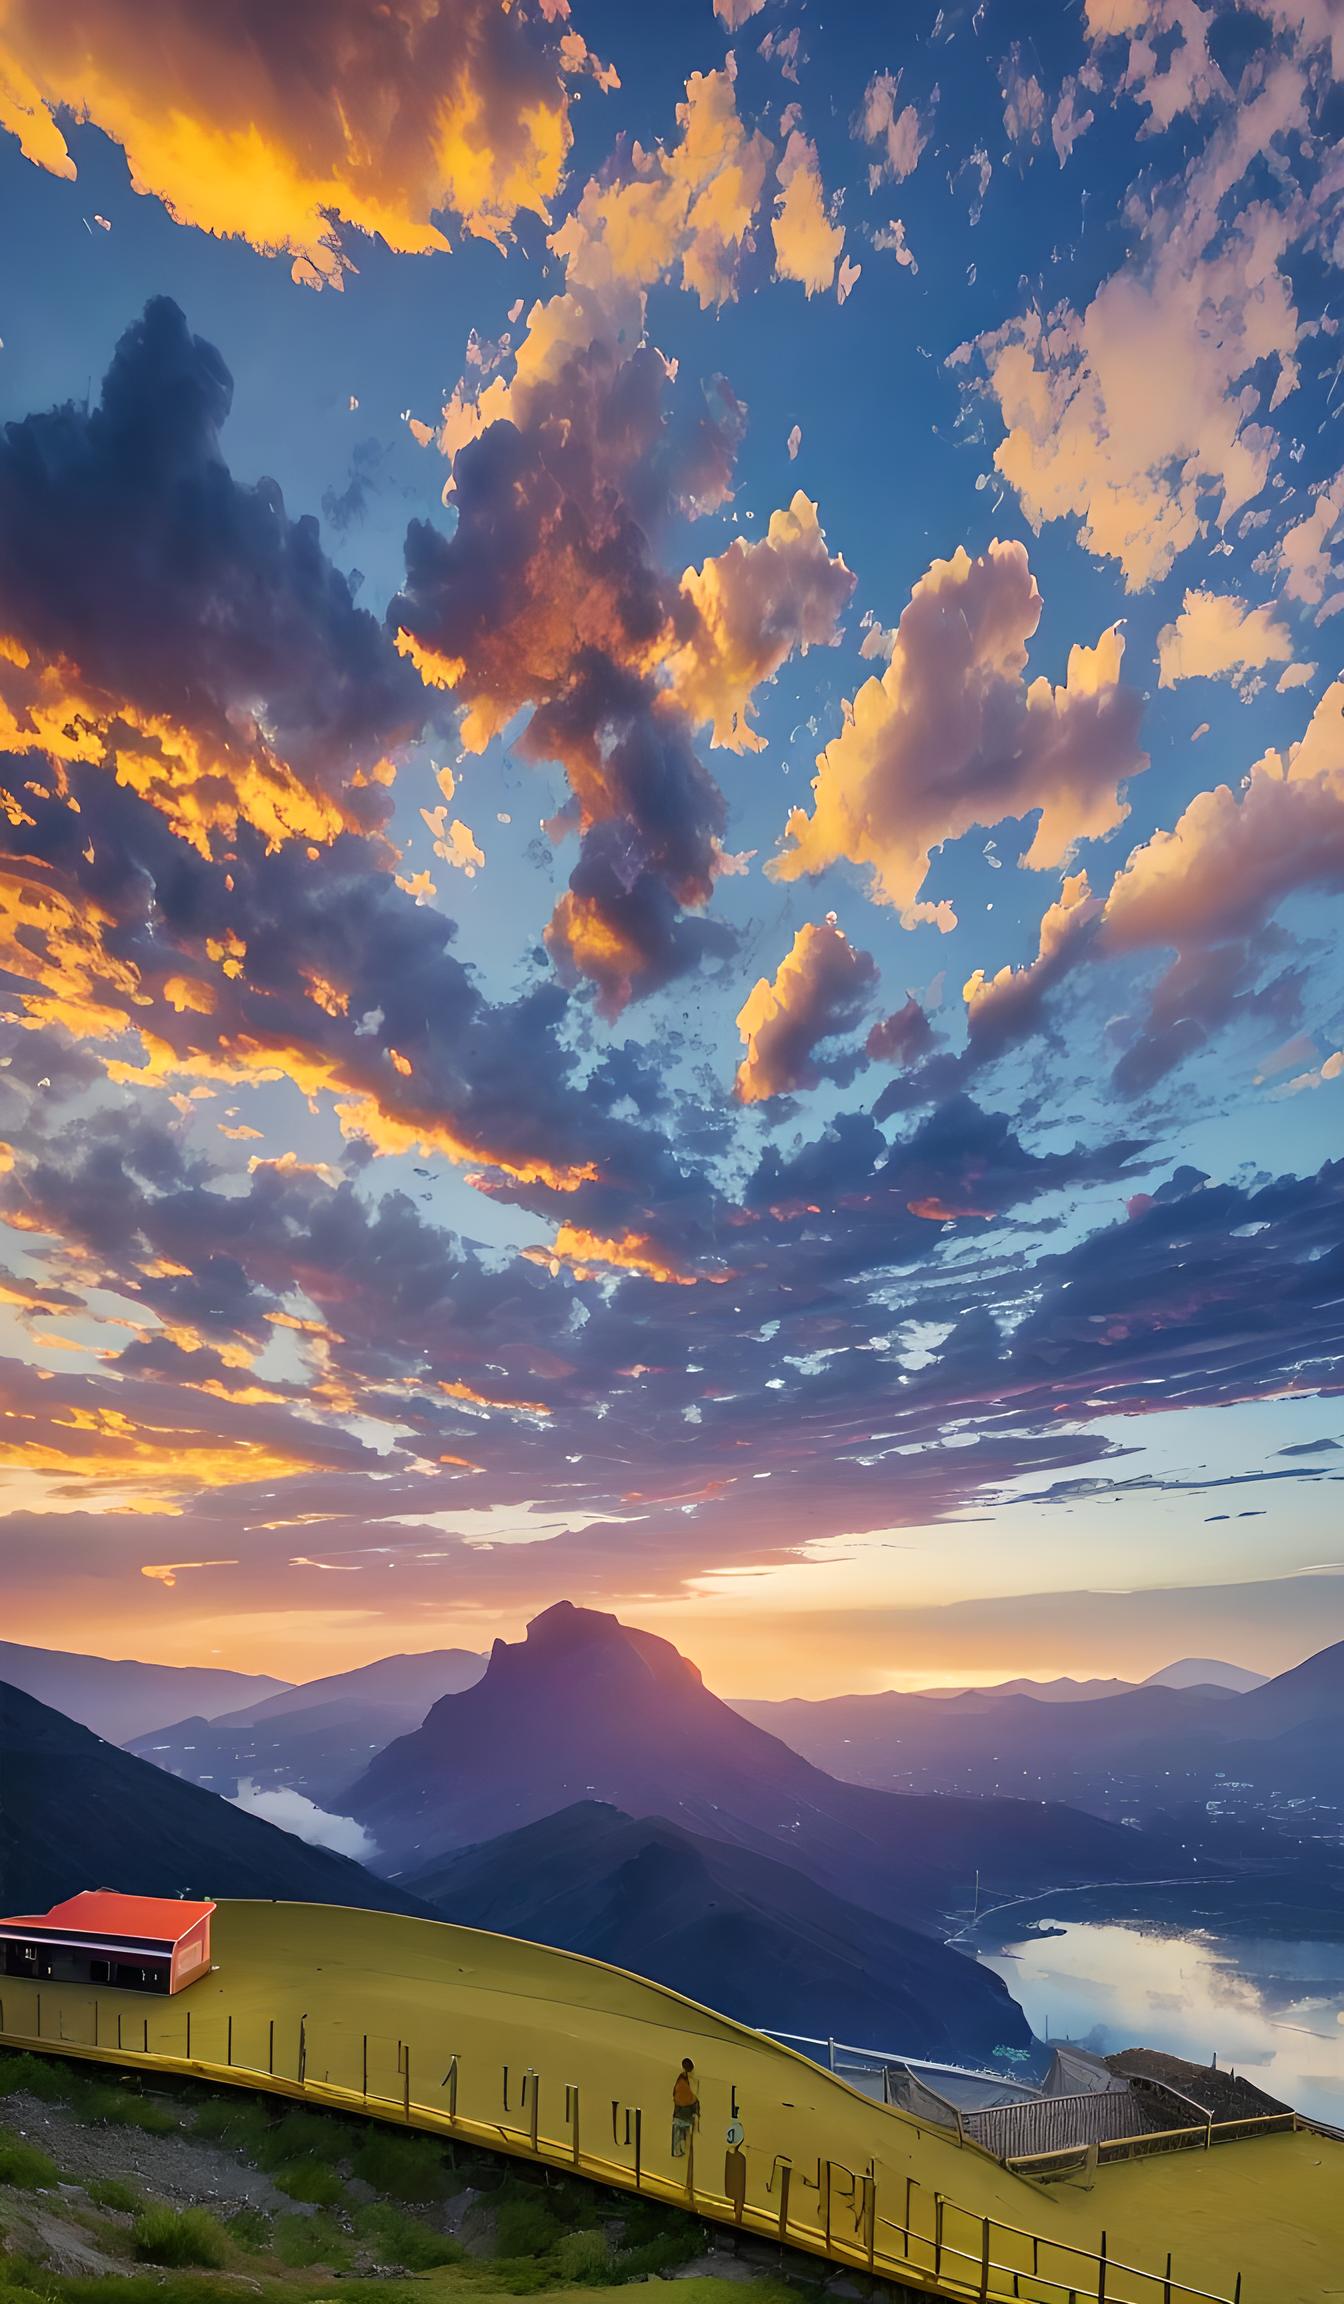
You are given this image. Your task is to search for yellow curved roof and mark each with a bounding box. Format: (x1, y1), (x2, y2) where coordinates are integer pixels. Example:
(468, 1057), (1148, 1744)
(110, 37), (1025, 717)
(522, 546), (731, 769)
(2, 1899), (1340, 2303)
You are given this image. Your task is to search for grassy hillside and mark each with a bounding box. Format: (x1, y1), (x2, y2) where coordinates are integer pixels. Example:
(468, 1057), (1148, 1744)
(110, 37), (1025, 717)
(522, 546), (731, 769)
(0, 2051), (790, 2304)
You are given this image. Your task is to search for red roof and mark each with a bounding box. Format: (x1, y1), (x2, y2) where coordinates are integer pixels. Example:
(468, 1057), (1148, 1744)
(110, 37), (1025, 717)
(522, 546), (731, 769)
(0, 1892), (214, 1944)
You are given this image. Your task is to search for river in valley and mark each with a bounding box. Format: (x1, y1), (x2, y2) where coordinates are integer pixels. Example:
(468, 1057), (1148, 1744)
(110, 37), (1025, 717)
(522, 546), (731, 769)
(979, 1915), (1344, 2126)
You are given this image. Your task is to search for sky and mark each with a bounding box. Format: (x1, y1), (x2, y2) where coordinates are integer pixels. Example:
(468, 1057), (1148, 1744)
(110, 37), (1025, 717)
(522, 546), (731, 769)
(0, 0), (1341, 1700)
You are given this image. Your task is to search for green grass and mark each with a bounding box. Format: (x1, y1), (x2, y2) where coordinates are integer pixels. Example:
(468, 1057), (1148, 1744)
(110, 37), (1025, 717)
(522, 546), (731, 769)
(271, 2155), (344, 2205)
(0, 2056), (65, 2105)
(272, 2210), (353, 2270)
(189, 2096), (271, 2154)
(220, 2204), (269, 2252)
(86, 2178), (140, 2215)
(129, 2204), (228, 2269)
(71, 2083), (174, 2136)
(350, 2126), (449, 2201)
(0, 2135), (60, 2190)
(58, 2279), (243, 2304)
(354, 2200), (463, 2269)
(493, 2197), (564, 2260)
(261, 2107), (347, 2166)
(550, 2228), (611, 2281)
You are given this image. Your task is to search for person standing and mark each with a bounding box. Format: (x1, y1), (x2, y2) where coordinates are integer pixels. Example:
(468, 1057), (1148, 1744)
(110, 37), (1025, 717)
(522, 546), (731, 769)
(671, 2058), (699, 2157)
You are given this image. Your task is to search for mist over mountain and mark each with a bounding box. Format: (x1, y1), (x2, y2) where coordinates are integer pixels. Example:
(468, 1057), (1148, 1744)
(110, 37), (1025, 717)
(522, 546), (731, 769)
(409, 1801), (1033, 2063)
(347, 1603), (1178, 1928)
(128, 1649), (486, 1804)
(0, 1680), (427, 1917)
(0, 1639), (290, 1746)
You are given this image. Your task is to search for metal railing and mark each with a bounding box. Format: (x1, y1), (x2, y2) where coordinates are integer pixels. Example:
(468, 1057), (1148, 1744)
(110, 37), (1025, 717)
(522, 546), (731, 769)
(0, 1986), (1257, 2304)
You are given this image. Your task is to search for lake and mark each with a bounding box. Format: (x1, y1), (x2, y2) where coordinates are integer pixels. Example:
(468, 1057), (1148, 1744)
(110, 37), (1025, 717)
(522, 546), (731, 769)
(979, 1917), (1344, 2126)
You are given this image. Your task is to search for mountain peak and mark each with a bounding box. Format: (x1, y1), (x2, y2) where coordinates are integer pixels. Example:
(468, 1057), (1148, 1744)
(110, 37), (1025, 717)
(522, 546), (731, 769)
(501, 1601), (705, 1687)
(1141, 1657), (1267, 1693)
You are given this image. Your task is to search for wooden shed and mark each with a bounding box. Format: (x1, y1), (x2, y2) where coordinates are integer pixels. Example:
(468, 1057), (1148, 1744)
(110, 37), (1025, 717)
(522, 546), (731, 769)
(0, 1892), (215, 1995)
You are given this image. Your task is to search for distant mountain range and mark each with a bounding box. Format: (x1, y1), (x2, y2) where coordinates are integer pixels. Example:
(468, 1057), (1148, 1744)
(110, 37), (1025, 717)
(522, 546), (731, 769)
(733, 1643), (1344, 1816)
(0, 1680), (426, 1916)
(410, 1801), (1032, 2062)
(127, 1649), (486, 1804)
(0, 1639), (290, 1745)
(347, 1602), (1177, 1928)
(906, 1660), (1265, 1704)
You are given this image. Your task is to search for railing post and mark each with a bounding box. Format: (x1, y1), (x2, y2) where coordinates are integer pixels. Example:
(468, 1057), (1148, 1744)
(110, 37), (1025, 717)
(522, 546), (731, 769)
(979, 2216), (991, 2301)
(1097, 2229), (1107, 2304)
(1233, 2278), (1242, 2304)
(865, 2174), (876, 2271)
(566, 2083), (580, 2165)
(823, 2161), (832, 2252)
(226, 2015), (233, 2066)
(403, 2044), (411, 2120)
(362, 2034), (368, 2100)
(444, 2054), (459, 2124)
(1163, 2249), (1172, 2304)
(298, 2014), (308, 2087)
(268, 2018), (274, 2074)
(934, 2194), (944, 2280)
(632, 2104), (641, 2189)
(778, 2164), (792, 2240)
(904, 2174), (915, 2260)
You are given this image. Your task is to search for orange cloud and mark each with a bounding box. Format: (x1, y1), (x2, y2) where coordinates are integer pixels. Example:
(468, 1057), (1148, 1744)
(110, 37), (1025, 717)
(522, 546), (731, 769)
(332, 1093), (597, 1192)
(0, 0), (588, 285)
(524, 1224), (711, 1286)
(439, 1378), (551, 1417)
(0, 859), (145, 1042)
(770, 539), (1145, 922)
(857, 69), (928, 187)
(735, 918), (878, 1103)
(771, 129), (844, 296)
(964, 870), (1103, 1051)
(0, 636), (357, 860)
(1156, 589), (1296, 687)
(542, 893), (653, 1021)
(967, 67), (1305, 589)
(140, 1559), (237, 1586)
(1101, 678), (1344, 954)
(421, 62), (771, 480)
(667, 493), (854, 752)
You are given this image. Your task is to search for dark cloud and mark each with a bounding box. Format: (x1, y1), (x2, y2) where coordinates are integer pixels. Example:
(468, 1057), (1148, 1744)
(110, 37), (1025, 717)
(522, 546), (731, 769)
(0, 299), (426, 836)
(391, 329), (746, 1011)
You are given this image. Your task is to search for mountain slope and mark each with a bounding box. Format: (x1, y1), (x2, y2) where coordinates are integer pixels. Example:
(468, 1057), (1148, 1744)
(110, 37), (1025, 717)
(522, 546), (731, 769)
(0, 1680), (426, 1916)
(128, 1649), (486, 1803)
(408, 1801), (1033, 2063)
(347, 1603), (1172, 1928)
(0, 1639), (289, 1746)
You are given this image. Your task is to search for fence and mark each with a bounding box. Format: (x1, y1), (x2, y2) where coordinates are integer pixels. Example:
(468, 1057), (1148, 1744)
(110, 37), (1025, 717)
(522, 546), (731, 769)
(0, 1982), (1253, 2304)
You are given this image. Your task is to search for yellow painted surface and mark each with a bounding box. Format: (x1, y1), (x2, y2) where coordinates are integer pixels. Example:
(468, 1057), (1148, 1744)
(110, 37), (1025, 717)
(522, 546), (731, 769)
(2, 1900), (1341, 2304)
